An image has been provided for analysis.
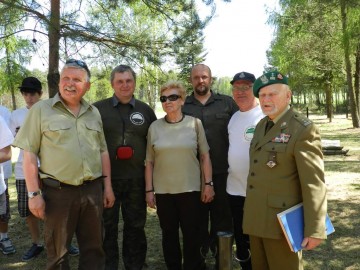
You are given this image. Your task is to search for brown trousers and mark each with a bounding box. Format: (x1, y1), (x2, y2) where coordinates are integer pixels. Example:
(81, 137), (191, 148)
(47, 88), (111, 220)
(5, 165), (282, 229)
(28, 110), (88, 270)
(43, 179), (104, 270)
(249, 235), (303, 270)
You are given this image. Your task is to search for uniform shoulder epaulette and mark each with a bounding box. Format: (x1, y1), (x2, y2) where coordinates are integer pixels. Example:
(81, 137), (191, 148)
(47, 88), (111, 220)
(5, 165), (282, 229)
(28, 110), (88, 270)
(293, 113), (312, 126)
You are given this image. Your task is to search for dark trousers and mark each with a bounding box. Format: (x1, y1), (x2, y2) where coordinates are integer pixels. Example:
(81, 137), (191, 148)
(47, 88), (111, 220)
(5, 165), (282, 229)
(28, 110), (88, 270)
(199, 173), (233, 259)
(43, 179), (105, 270)
(156, 192), (204, 270)
(228, 194), (252, 270)
(103, 179), (147, 270)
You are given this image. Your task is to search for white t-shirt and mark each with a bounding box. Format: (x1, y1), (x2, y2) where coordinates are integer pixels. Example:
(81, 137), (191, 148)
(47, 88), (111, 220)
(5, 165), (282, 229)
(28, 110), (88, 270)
(9, 107), (29, 179)
(227, 105), (264, 196)
(0, 116), (13, 194)
(0, 106), (12, 179)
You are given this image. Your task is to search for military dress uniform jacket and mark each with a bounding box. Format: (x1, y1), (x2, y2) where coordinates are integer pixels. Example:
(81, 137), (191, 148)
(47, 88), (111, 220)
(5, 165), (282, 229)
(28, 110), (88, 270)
(243, 108), (327, 240)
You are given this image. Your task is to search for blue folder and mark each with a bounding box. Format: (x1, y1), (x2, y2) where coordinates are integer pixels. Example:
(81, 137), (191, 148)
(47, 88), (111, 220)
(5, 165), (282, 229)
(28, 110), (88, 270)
(277, 203), (335, 252)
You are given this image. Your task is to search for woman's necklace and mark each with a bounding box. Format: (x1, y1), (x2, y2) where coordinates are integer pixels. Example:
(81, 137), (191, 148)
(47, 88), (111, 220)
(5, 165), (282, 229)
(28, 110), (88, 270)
(165, 114), (185, 124)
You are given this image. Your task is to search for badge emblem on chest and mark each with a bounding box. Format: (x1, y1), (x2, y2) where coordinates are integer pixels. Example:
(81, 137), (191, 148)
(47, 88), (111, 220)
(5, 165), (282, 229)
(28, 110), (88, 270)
(267, 152), (277, 168)
(130, 112), (145, 125)
(267, 160), (277, 168)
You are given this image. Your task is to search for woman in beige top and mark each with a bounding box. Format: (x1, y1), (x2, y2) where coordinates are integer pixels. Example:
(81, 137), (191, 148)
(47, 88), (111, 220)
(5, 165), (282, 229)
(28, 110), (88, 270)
(145, 81), (214, 270)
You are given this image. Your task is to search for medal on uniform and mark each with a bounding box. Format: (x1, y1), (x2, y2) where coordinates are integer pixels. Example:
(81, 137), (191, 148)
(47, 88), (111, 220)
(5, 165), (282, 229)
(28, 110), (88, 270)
(267, 151), (277, 168)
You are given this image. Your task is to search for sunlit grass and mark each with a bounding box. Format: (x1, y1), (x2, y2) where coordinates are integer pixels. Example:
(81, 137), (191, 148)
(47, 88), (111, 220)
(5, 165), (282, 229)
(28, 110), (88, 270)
(2, 114), (359, 269)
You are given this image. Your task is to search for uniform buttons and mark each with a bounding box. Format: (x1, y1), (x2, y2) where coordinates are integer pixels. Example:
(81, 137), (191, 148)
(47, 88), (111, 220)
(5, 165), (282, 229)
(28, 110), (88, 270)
(272, 147), (275, 150)
(251, 172), (255, 176)
(249, 185), (254, 189)
(254, 159), (258, 163)
(282, 203), (286, 207)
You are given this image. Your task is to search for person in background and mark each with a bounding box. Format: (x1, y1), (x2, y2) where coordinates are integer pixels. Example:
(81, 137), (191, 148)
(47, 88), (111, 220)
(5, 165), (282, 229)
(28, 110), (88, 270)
(145, 81), (214, 270)
(13, 59), (115, 269)
(94, 65), (157, 270)
(9, 77), (44, 261)
(0, 116), (14, 256)
(243, 71), (327, 270)
(182, 64), (238, 266)
(0, 105), (14, 256)
(227, 72), (265, 270)
(0, 106), (12, 198)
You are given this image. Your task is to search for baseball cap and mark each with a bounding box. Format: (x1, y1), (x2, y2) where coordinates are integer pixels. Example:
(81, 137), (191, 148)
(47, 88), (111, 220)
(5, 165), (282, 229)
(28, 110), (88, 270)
(230, 72), (256, 85)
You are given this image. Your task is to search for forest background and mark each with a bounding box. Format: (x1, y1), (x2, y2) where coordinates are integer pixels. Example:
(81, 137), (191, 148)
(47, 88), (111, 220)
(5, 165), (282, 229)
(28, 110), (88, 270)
(0, 0), (359, 128)
(0, 1), (359, 269)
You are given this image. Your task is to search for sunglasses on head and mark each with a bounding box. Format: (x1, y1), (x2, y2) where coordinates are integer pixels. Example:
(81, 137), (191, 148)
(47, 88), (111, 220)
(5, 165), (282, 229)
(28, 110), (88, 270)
(65, 59), (91, 77)
(160, 94), (181, 103)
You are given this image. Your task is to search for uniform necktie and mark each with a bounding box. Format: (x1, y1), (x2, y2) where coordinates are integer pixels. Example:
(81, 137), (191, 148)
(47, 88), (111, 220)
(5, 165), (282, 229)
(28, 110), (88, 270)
(265, 120), (274, 134)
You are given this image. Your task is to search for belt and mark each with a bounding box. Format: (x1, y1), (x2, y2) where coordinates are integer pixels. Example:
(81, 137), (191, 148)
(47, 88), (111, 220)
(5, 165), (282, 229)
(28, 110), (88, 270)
(42, 177), (103, 189)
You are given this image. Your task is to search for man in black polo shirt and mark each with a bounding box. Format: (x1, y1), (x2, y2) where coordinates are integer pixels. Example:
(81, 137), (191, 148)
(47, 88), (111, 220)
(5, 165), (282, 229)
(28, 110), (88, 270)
(94, 65), (157, 270)
(182, 64), (238, 267)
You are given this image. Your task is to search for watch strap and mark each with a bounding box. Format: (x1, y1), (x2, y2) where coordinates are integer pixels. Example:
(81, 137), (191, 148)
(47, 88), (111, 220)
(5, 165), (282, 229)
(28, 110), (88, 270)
(28, 190), (42, 199)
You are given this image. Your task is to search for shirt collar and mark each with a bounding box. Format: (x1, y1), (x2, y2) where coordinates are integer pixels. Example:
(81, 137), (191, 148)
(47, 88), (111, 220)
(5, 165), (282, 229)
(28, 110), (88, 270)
(51, 93), (92, 112)
(270, 105), (291, 124)
(185, 90), (218, 105)
(112, 94), (135, 108)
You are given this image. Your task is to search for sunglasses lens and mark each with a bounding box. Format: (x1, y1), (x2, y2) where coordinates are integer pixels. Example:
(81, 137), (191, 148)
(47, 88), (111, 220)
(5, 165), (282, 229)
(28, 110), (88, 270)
(168, 95), (179, 101)
(160, 95), (180, 103)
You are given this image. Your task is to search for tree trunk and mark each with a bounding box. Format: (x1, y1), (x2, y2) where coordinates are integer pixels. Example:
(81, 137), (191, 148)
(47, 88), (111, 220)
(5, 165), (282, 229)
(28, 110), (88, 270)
(5, 42), (16, 110)
(325, 83), (332, 122)
(355, 41), (360, 115)
(47, 0), (61, 98)
(340, 0), (360, 127)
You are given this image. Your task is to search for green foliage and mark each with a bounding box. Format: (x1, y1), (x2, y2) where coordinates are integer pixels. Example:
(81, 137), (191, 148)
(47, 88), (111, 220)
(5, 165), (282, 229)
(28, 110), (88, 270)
(266, 0), (360, 124)
(0, 0), (212, 97)
(0, 3), (35, 108)
(212, 76), (232, 96)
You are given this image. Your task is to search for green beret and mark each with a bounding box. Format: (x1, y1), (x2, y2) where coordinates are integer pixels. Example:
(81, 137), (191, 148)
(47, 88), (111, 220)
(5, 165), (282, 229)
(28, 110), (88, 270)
(253, 71), (288, 98)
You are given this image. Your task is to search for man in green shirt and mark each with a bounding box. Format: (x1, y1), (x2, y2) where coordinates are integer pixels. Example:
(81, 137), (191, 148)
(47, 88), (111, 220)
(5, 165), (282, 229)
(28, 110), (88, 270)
(13, 59), (115, 270)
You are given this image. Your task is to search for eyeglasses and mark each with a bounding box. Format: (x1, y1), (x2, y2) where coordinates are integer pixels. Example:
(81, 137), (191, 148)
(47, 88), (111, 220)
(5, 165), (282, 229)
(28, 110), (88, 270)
(65, 59), (91, 78)
(160, 94), (181, 103)
(232, 85), (253, 91)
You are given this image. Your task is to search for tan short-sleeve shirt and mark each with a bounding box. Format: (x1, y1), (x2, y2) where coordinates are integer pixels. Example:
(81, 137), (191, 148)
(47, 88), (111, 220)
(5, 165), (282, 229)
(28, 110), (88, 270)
(13, 93), (107, 185)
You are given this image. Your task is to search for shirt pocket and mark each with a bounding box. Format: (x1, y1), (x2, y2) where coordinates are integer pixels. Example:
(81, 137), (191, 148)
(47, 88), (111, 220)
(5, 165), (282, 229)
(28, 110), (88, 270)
(215, 113), (231, 120)
(267, 195), (300, 210)
(44, 122), (72, 145)
(263, 143), (287, 153)
(83, 121), (102, 150)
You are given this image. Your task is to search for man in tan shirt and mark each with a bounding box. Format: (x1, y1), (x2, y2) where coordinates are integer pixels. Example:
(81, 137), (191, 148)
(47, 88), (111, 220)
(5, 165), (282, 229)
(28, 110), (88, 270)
(13, 59), (115, 270)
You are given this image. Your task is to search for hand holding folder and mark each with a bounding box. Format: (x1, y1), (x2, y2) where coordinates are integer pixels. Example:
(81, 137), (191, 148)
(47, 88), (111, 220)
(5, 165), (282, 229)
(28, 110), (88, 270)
(277, 203), (335, 252)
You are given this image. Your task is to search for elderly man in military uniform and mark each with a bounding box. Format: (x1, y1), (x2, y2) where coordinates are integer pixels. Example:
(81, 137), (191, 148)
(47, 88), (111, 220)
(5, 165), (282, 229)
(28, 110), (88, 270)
(243, 71), (327, 270)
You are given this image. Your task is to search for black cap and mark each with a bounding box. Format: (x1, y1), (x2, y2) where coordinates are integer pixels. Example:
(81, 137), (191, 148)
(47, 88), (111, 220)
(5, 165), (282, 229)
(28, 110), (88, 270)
(18, 77), (42, 93)
(230, 72), (256, 85)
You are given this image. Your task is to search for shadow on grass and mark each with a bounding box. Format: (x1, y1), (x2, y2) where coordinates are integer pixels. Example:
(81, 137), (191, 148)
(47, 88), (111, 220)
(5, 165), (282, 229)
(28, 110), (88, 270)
(324, 161), (360, 173)
(351, 183), (360, 191)
(303, 199), (360, 270)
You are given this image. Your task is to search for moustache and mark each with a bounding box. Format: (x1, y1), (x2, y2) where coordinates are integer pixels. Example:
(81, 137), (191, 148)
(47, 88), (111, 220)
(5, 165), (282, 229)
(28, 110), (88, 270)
(64, 86), (76, 91)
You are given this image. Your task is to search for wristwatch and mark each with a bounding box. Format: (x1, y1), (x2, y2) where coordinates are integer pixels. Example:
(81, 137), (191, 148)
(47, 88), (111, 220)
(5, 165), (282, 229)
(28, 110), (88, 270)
(28, 190), (42, 199)
(204, 181), (214, 187)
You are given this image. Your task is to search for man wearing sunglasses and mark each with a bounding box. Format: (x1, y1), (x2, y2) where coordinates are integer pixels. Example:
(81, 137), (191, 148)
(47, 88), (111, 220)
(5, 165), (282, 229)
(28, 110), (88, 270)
(94, 65), (157, 270)
(182, 64), (238, 268)
(14, 59), (115, 269)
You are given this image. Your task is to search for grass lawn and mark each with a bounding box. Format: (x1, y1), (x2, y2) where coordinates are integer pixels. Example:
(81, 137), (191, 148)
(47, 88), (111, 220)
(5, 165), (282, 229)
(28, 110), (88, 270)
(1, 114), (359, 269)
